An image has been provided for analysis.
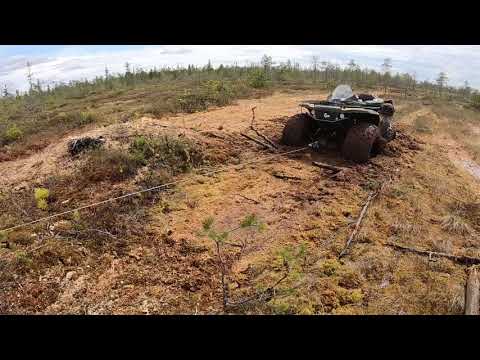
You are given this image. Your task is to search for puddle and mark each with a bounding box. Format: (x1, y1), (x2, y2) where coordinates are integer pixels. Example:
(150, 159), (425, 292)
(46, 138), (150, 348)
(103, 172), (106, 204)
(461, 160), (480, 180)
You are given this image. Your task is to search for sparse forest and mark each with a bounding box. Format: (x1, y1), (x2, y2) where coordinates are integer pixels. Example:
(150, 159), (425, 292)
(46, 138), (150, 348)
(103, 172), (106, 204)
(1, 55), (477, 151)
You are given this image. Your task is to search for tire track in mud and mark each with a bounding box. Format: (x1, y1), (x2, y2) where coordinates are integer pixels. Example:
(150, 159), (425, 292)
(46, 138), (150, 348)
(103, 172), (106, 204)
(420, 107), (480, 184)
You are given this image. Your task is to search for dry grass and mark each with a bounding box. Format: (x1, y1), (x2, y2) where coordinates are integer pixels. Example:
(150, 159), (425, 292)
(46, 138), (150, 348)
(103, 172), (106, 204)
(440, 214), (472, 235)
(413, 115), (434, 133)
(81, 148), (142, 183)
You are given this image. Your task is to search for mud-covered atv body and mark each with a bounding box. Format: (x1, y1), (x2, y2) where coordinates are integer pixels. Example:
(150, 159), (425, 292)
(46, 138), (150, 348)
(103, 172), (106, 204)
(281, 85), (396, 163)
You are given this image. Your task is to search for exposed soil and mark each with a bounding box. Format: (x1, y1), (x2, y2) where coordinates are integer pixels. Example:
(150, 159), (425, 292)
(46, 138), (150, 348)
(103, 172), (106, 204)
(1, 91), (479, 314)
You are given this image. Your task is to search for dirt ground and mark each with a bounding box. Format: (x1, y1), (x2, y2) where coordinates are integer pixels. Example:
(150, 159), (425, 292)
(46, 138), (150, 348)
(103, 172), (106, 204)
(1, 90), (480, 314)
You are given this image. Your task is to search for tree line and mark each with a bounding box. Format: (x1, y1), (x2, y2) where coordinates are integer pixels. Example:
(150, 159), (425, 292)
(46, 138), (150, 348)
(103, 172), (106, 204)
(0, 55), (477, 103)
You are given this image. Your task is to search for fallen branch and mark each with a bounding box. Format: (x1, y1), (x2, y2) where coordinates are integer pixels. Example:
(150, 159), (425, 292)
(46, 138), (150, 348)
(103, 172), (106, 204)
(240, 133), (274, 150)
(247, 106), (278, 150)
(465, 266), (479, 315)
(250, 126), (278, 149)
(385, 242), (480, 266)
(339, 188), (381, 258)
(64, 228), (117, 239)
(225, 270), (289, 310)
(272, 173), (303, 181)
(200, 131), (227, 141)
(235, 194), (260, 204)
(312, 161), (347, 173)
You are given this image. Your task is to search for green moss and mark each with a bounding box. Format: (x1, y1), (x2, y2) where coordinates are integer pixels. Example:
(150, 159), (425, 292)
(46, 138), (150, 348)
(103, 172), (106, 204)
(338, 288), (364, 305)
(320, 258), (341, 276)
(34, 187), (50, 210)
(34, 188), (50, 201)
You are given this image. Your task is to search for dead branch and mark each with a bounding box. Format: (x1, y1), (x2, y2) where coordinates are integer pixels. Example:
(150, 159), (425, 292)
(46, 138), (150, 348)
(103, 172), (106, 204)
(272, 173), (303, 181)
(240, 133), (274, 150)
(64, 228), (117, 239)
(385, 242), (480, 266)
(250, 126), (278, 149)
(225, 267), (290, 310)
(200, 131), (227, 141)
(235, 194), (260, 204)
(339, 188), (381, 258)
(312, 161), (347, 173)
(465, 266), (479, 315)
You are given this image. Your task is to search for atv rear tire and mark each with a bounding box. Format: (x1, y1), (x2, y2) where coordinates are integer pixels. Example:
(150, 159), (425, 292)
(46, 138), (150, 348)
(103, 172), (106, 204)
(342, 123), (380, 163)
(281, 113), (314, 146)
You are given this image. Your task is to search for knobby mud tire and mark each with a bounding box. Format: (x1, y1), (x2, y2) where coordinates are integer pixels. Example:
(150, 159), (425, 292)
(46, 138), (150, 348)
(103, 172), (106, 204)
(281, 113), (315, 146)
(342, 123), (380, 163)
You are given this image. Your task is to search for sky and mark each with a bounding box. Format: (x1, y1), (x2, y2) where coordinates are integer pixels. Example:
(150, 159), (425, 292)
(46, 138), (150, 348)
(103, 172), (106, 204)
(0, 45), (479, 92)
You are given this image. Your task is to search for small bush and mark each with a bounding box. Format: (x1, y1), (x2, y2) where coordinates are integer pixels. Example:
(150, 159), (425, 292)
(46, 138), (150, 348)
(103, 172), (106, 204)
(248, 69), (269, 89)
(176, 90), (209, 113)
(58, 111), (98, 128)
(471, 94), (480, 110)
(129, 135), (203, 173)
(82, 148), (142, 182)
(34, 187), (50, 210)
(2, 125), (23, 144)
(129, 136), (155, 165)
(138, 169), (172, 189)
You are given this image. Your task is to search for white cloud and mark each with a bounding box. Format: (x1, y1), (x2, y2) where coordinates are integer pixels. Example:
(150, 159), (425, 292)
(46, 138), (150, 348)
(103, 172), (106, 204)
(0, 45), (479, 92)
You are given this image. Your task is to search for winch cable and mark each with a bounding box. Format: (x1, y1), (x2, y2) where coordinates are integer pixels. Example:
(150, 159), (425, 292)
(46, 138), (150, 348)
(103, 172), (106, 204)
(1, 144), (313, 234)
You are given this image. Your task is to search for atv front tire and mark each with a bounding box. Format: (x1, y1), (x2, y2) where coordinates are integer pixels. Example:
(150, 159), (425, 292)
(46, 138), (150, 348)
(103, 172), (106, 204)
(281, 113), (314, 146)
(342, 123), (380, 163)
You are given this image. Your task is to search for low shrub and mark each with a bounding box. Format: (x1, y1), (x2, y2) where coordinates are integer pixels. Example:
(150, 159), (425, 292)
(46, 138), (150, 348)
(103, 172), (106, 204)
(248, 69), (269, 89)
(129, 135), (203, 173)
(2, 125), (23, 144)
(57, 111), (99, 128)
(81, 148), (142, 182)
(471, 94), (480, 110)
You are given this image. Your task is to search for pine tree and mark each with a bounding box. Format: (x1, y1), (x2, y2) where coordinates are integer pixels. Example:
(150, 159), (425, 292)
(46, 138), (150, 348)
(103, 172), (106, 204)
(312, 56), (319, 83)
(35, 79), (42, 93)
(381, 58), (392, 94)
(26, 61), (33, 93)
(436, 72), (448, 96)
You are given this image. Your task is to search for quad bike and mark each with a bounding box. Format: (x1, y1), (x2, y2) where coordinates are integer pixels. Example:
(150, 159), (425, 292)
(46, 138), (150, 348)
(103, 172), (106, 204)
(281, 84), (396, 163)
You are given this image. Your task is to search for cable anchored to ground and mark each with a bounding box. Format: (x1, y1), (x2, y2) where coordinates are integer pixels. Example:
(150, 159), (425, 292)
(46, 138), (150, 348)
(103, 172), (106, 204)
(0, 145), (311, 234)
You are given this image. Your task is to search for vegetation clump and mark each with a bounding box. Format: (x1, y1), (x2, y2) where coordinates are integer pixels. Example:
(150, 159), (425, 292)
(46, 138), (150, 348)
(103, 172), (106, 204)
(129, 135), (203, 172)
(1, 125), (23, 145)
(81, 148), (142, 182)
(34, 187), (50, 210)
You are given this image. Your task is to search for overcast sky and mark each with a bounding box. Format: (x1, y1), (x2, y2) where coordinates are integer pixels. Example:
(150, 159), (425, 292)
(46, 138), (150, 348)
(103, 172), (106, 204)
(0, 45), (478, 92)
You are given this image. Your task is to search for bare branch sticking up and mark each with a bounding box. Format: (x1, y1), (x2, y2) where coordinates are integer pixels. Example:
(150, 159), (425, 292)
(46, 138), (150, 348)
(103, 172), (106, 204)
(339, 188), (381, 258)
(465, 266), (479, 315)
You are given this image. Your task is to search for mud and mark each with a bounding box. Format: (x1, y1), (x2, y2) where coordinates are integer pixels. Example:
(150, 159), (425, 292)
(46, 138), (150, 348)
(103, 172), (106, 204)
(1, 92), (478, 315)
